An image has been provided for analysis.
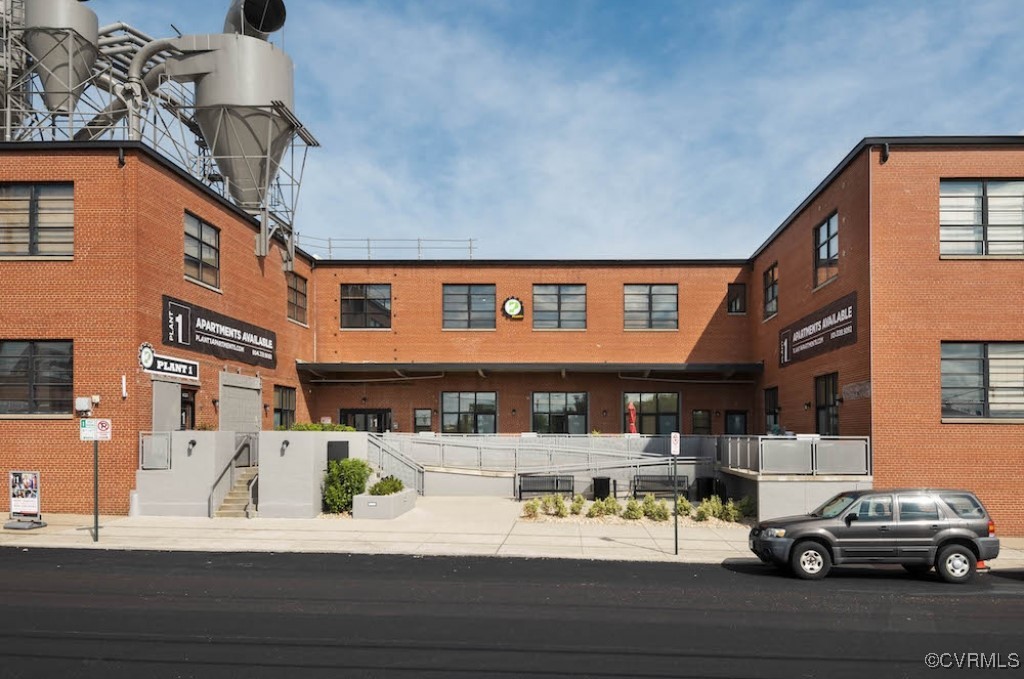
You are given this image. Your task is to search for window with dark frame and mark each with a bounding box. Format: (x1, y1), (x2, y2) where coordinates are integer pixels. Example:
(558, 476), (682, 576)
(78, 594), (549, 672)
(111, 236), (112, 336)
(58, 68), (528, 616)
(815, 372), (839, 436)
(441, 392), (496, 433)
(941, 342), (1024, 418)
(414, 408), (432, 433)
(814, 212), (839, 287)
(764, 387), (780, 433)
(442, 284), (496, 329)
(763, 263), (778, 319)
(533, 284), (586, 329)
(0, 340), (73, 414)
(940, 180), (1024, 255)
(0, 183), (74, 256)
(624, 284), (678, 329)
(286, 272), (307, 324)
(532, 392), (588, 434)
(623, 392), (679, 434)
(341, 284), (392, 329)
(184, 212), (220, 288)
(273, 386), (296, 430)
(691, 409), (711, 435)
(727, 283), (746, 314)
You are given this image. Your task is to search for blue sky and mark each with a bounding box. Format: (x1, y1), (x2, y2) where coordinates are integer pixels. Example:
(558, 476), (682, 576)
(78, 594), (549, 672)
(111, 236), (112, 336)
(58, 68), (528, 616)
(99, 0), (1024, 259)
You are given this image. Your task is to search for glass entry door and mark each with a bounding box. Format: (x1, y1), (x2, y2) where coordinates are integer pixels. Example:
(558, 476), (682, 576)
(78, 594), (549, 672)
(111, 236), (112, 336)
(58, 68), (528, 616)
(340, 409), (392, 433)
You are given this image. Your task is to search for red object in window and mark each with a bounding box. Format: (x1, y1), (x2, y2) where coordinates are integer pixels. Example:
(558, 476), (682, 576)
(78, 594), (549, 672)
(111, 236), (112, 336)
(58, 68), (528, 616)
(627, 401), (638, 434)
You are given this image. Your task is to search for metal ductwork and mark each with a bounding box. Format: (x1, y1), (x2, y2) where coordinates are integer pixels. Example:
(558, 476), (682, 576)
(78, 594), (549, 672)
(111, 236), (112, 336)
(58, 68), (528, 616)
(224, 0), (286, 40)
(23, 0), (99, 115)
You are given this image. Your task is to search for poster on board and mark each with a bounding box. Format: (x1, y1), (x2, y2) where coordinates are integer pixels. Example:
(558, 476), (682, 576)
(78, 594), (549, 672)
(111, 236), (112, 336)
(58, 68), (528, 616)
(8, 471), (40, 520)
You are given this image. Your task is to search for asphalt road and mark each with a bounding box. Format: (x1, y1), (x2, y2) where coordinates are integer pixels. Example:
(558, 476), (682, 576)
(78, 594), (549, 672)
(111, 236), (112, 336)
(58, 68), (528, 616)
(0, 549), (1021, 679)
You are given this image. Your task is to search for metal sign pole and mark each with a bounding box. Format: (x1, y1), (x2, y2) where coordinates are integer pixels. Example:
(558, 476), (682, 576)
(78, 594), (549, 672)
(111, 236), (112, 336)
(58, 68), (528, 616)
(93, 439), (99, 543)
(673, 455), (679, 556)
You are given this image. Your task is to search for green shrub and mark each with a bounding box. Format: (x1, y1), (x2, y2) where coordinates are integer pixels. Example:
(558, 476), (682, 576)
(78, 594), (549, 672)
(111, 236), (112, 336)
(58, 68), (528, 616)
(641, 493), (658, 519)
(322, 458), (372, 513)
(523, 499), (540, 518)
(622, 497), (643, 520)
(570, 494), (585, 515)
(540, 495), (554, 515)
(649, 499), (671, 521)
(675, 497), (693, 517)
(699, 495), (725, 520)
(368, 475), (404, 496)
(553, 494), (569, 518)
(693, 503), (711, 521)
(601, 496), (622, 517)
(289, 422), (356, 431)
(736, 495), (757, 518)
(586, 501), (605, 518)
(721, 499), (742, 523)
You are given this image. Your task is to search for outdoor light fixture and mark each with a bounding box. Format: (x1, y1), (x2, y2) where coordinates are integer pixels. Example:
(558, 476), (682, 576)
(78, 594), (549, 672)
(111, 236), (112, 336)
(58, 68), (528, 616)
(511, 408), (517, 416)
(714, 410), (721, 418)
(212, 399), (219, 408)
(803, 402), (812, 410)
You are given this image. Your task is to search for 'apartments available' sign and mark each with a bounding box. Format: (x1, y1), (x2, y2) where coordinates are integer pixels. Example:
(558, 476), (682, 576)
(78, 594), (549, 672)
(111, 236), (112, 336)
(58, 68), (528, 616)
(779, 292), (857, 367)
(162, 295), (277, 368)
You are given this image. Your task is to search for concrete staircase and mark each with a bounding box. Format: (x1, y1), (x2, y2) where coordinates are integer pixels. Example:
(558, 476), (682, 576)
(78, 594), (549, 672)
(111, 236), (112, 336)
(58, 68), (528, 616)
(215, 467), (258, 518)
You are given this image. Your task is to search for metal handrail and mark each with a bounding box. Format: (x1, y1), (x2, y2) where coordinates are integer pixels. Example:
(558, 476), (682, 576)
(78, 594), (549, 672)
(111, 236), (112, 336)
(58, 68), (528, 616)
(207, 436), (258, 517)
(367, 433), (426, 495)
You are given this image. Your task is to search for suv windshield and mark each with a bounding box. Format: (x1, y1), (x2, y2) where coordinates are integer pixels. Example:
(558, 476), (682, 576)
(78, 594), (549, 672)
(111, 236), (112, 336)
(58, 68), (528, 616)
(810, 493), (857, 518)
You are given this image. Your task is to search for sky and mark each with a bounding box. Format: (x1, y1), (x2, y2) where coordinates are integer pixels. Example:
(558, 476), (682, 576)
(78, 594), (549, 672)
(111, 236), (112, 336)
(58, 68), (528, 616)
(97, 0), (1024, 260)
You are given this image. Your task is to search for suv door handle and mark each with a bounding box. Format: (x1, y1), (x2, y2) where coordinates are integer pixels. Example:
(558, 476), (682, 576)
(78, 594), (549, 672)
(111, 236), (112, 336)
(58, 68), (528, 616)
(878, 526), (889, 532)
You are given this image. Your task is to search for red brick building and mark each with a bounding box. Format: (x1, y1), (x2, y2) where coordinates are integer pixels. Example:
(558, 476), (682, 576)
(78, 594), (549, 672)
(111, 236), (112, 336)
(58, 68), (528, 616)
(1, 137), (1022, 530)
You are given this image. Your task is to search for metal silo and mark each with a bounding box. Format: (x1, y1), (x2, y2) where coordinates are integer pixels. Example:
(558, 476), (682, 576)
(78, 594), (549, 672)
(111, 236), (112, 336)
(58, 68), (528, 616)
(23, 0), (98, 115)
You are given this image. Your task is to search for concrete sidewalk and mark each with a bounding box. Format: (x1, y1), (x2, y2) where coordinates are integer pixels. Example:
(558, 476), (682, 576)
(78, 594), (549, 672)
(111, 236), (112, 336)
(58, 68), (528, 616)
(3, 497), (1023, 569)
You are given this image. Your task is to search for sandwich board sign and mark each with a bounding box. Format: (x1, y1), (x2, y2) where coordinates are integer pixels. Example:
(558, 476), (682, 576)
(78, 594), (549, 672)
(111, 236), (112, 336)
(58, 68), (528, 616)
(5, 471), (45, 530)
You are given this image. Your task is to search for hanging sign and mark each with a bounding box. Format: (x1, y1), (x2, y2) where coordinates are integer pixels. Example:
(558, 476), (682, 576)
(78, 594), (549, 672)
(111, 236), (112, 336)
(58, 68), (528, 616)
(502, 297), (525, 320)
(779, 292), (857, 367)
(162, 295), (276, 368)
(139, 342), (199, 380)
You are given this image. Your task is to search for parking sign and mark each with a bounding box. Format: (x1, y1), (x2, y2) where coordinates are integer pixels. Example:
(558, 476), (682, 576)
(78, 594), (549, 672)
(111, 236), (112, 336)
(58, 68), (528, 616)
(670, 432), (680, 456)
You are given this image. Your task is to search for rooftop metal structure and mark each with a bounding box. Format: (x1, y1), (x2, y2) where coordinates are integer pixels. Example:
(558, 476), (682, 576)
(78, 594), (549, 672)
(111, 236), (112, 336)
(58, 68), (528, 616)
(0, 0), (318, 269)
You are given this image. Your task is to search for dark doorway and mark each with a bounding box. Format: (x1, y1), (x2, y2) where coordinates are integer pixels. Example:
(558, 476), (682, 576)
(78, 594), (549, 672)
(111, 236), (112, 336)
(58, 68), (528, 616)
(725, 411), (747, 435)
(180, 389), (196, 430)
(341, 408), (392, 433)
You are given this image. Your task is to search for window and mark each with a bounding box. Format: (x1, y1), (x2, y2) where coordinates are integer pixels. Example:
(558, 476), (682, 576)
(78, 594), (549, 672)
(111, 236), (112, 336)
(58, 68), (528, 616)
(532, 392), (588, 434)
(0, 340), (73, 414)
(0, 183), (73, 256)
(273, 386), (296, 430)
(184, 213), (220, 288)
(286, 273), (307, 324)
(623, 392), (679, 434)
(727, 283), (746, 314)
(533, 284), (586, 329)
(815, 372), (839, 435)
(814, 212), (839, 286)
(941, 342), (1024, 418)
(851, 494), (893, 522)
(691, 409), (711, 435)
(763, 264), (778, 319)
(764, 387), (780, 433)
(341, 284), (392, 329)
(442, 392), (496, 433)
(443, 284), (495, 329)
(940, 180), (1024, 255)
(624, 284), (678, 329)
(414, 408), (432, 433)
(898, 496), (940, 522)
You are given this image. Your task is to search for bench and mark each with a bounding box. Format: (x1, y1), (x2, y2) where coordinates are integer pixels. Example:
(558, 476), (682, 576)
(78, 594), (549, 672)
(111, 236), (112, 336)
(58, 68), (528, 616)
(518, 474), (575, 500)
(632, 474), (689, 499)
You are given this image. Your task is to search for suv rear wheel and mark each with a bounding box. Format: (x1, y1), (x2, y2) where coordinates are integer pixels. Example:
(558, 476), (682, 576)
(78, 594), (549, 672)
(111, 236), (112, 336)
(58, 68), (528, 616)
(936, 544), (976, 584)
(790, 541), (831, 580)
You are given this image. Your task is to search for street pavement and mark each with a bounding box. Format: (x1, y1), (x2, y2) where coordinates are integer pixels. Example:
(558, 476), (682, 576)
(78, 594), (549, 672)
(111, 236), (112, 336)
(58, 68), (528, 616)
(2, 496), (1023, 570)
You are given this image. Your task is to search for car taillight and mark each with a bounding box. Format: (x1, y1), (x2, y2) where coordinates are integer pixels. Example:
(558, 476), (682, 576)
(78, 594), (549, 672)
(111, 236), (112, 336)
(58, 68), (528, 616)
(988, 519), (996, 537)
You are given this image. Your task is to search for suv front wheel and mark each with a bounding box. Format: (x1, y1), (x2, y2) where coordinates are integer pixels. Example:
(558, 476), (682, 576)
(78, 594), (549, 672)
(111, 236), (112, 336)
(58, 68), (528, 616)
(936, 544), (976, 584)
(790, 541), (832, 580)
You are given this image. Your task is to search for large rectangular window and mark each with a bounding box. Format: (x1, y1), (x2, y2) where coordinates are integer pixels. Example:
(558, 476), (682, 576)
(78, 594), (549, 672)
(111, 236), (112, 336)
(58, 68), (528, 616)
(533, 284), (586, 329)
(624, 392), (679, 434)
(727, 283), (746, 314)
(0, 183), (73, 256)
(763, 263), (778, 319)
(814, 212), (839, 286)
(815, 373), (839, 436)
(184, 213), (220, 288)
(286, 273), (307, 324)
(764, 387), (780, 433)
(443, 284), (495, 329)
(624, 284), (678, 329)
(0, 340), (73, 414)
(341, 284), (392, 329)
(273, 386), (296, 430)
(940, 180), (1024, 255)
(532, 392), (588, 434)
(691, 409), (711, 435)
(941, 342), (1024, 418)
(441, 392), (496, 433)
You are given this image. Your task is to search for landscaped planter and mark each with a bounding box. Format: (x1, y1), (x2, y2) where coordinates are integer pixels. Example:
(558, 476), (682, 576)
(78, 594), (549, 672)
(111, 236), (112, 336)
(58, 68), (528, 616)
(352, 488), (417, 519)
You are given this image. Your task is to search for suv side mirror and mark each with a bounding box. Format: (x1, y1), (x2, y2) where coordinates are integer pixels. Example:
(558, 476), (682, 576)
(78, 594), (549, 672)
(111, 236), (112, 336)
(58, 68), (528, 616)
(845, 513), (859, 526)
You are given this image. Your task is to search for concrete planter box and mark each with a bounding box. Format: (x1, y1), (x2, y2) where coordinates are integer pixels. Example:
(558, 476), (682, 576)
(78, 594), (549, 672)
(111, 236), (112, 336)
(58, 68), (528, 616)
(352, 488), (417, 520)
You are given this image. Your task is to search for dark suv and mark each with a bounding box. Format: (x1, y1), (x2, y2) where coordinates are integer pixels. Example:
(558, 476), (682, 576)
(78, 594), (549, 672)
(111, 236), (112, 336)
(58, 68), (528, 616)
(748, 489), (999, 583)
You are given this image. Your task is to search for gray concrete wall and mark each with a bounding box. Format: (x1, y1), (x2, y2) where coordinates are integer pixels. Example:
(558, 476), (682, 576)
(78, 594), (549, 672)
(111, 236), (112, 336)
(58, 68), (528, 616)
(256, 432), (368, 518)
(423, 468), (516, 497)
(134, 431), (232, 516)
(720, 470), (874, 521)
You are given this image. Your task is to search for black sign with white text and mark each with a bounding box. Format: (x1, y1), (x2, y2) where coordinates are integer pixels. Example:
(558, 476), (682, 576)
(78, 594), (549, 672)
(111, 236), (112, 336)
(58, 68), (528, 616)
(163, 295), (277, 368)
(779, 292), (857, 367)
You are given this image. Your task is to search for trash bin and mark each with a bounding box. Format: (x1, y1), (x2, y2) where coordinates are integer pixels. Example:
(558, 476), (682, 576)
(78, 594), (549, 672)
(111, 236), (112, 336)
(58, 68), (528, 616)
(695, 477), (715, 501)
(593, 476), (611, 500)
